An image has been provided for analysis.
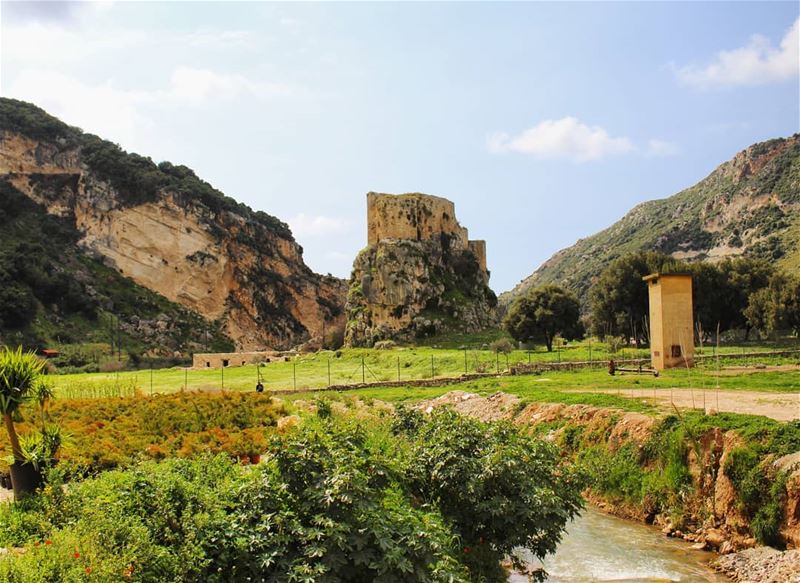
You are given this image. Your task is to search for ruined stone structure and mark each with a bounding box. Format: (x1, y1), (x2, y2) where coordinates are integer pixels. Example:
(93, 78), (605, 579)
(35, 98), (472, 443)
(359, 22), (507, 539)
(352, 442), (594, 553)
(346, 192), (497, 346)
(643, 273), (694, 370)
(192, 351), (283, 369)
(366, 192), (488, 272)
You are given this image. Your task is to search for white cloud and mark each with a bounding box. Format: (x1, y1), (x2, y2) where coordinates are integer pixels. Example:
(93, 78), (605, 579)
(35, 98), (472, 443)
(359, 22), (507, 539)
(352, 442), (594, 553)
(645, 139), (680, 158)
(1, 18), (254, 68)
(288, 214), (351, 239)
(674, 18), (799, 88)
(4, 67), (296, 151)
(488, 117), (635, 162)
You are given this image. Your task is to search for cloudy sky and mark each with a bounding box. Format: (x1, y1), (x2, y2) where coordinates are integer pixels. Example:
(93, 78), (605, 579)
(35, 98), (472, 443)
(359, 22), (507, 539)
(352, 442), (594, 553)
(1, 1), (798, 292)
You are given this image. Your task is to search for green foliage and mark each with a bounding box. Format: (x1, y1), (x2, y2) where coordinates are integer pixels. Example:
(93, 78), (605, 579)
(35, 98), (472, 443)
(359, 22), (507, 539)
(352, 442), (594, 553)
(0, 347), (46, 415)
(0, 99), (80, 143)
(400, 409), (584, 581)
(0, 411), (582, 582)
(745, 272), (800, 336)
(589, 251), (681, 344)
(505, 284), (582, 351)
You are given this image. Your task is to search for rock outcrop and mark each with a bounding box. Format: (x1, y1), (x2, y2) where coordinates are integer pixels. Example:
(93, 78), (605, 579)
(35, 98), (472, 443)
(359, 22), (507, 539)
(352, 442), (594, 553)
(345, 193), (497, 346)
(0, 99), (347, 350)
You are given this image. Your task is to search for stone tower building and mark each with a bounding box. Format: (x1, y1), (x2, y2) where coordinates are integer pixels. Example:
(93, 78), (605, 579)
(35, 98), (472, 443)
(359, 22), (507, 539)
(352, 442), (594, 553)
(346, 192), (496, 346)
(643, 273), (694, 370)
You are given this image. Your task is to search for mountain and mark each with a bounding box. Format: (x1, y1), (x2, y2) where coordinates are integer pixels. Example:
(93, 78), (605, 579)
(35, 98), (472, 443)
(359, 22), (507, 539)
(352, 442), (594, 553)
(502, 135), (800, 307)
(0, 98), (347, 353)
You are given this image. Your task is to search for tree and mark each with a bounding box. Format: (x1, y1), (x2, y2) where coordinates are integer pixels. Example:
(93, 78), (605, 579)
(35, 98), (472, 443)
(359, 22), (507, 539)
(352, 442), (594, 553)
(745, 273), (800, 337)
(718, 258), (774, 337)
(504, 285), (582, 351)
(589, 252), (681, 347)
(0, 346), (46, 497)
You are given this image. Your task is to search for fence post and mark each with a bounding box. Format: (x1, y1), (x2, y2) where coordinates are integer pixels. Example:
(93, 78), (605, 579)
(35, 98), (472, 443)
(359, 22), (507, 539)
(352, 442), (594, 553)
(361, 356), (365, 384)
(495, 351), (499, 374)
(464, 348), (468, 374)
(327, 358), (331, 387)
(431, 355), (435, 379)
(184, 367), (188, 392)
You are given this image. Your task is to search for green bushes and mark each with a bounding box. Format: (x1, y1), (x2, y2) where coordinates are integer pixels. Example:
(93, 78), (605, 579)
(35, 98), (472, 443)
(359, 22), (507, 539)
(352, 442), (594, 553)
(724, 446), (789, 547)
(0, 410), (582, 582)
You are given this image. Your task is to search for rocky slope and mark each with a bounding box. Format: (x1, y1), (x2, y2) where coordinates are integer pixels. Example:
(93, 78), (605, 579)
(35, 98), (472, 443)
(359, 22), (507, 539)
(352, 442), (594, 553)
(0, 98), (346, 351)
(345, 193), (497, 346)
(503, 135), (800, 307)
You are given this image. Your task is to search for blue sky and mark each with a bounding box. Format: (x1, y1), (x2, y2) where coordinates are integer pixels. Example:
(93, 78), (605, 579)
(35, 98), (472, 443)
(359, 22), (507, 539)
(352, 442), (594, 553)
(2, 1), (798, 292)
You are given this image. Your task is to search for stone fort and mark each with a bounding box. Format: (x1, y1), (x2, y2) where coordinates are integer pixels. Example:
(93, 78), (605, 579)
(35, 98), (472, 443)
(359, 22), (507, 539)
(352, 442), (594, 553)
(366, 192), (487, 273)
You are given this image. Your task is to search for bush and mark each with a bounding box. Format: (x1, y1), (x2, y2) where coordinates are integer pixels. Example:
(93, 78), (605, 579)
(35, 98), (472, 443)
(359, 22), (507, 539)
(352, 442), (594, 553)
(489, 338), (514, 354)
(0, 409), (583, 582)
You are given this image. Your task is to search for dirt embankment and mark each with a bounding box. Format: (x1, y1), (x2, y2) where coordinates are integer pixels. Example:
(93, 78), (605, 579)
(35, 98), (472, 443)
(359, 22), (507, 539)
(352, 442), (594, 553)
(416, 391), (800, 580)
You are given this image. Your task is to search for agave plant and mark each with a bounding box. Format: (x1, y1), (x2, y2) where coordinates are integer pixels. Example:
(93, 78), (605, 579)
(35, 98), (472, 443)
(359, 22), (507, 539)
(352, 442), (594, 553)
(30, 379), (55, 430)
(0, 346), (46, 463)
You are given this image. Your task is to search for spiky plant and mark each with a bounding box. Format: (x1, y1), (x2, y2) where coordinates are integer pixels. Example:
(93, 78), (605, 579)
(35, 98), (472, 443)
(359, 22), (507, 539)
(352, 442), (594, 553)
(0, 347), (46, 463)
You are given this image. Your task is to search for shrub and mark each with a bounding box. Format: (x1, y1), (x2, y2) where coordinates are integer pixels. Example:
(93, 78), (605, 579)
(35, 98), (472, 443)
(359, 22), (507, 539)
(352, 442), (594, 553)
(0, 409), (583, 582)
(489, 338), (514, 354)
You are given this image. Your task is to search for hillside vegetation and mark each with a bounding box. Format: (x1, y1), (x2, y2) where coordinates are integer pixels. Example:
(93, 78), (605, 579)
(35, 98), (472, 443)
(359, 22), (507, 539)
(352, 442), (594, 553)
(0, 98), (346, 351)
(504, 135), (800, 307)
(0, 180), (232, 353)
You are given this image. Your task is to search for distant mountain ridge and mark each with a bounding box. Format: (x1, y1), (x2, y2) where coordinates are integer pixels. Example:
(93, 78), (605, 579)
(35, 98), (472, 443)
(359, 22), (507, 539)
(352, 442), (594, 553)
(0, 98), (347, 351)
(502, 134), (800, 307)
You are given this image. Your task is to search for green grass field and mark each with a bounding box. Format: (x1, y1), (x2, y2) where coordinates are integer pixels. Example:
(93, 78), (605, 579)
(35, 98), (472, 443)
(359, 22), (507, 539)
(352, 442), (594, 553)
(49, 341), (800, 403)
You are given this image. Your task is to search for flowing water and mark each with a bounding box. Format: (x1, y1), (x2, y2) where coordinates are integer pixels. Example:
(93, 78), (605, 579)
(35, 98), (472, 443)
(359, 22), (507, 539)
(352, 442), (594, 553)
(510, 508), (728, 582)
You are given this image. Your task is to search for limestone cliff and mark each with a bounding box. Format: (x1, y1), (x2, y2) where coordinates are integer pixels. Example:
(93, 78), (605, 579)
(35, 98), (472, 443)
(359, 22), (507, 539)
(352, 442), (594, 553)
(345, 193), (497, 346)
(0, 98), (346, 350)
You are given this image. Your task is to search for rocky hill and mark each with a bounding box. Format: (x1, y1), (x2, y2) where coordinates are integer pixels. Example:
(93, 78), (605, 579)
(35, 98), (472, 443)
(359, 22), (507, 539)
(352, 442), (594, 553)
(502, 135), (800, 307)
(345, 192), (497, 346)
(0, 98), (346, 352)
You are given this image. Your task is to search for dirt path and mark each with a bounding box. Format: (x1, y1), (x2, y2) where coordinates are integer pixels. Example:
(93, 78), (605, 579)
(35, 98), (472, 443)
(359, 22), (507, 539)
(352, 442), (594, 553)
(588, 387), (800, 422)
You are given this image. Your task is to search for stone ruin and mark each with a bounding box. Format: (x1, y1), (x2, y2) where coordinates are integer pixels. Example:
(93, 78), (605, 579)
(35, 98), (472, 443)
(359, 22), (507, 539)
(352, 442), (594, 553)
(345, 192), (497, 346)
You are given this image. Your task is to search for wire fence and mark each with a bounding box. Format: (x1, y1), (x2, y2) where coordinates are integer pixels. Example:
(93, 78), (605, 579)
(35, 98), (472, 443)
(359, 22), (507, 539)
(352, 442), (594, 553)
(49, 342), (800, 400)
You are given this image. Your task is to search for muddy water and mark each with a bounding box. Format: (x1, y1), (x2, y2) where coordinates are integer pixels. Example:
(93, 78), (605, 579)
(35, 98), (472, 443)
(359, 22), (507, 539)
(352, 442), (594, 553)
(510, 507), (728, 582)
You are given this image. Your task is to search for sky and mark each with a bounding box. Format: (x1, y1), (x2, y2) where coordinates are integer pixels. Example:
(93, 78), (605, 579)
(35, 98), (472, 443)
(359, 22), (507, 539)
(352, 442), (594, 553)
(1, 1), (798, 293)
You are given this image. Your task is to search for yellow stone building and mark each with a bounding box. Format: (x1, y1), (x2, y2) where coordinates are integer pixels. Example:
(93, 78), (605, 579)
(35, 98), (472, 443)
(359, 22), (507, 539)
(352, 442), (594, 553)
(643, 273), (694, 370)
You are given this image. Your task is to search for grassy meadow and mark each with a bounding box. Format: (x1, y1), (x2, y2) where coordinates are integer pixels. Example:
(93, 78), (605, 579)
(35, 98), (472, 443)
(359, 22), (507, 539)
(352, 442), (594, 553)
(47, 340), (800, 404)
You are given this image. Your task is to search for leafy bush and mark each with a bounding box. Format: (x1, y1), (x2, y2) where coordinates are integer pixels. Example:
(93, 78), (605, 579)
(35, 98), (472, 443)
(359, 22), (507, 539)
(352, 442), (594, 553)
(0, 411), (582, 582)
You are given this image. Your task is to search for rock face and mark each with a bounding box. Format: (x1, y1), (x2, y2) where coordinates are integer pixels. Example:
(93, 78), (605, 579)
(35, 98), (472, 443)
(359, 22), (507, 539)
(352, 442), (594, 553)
(502, 134), (800, 307)
(345, 193), (497, 346)
(0, 99), (347, 350)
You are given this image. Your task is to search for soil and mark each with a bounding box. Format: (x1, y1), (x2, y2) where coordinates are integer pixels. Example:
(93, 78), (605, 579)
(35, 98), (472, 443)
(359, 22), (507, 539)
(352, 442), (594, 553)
(586, 388), (800, 422)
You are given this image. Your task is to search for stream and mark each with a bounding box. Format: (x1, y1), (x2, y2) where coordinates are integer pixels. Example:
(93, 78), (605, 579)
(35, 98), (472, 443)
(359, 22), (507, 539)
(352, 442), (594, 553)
(510, 507), (728, 582)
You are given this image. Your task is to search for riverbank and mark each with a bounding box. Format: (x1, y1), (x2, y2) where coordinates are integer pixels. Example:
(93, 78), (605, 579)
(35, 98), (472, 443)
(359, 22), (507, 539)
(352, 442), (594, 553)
(417, 390), (800, 580)
(713, 547), (800, 582)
